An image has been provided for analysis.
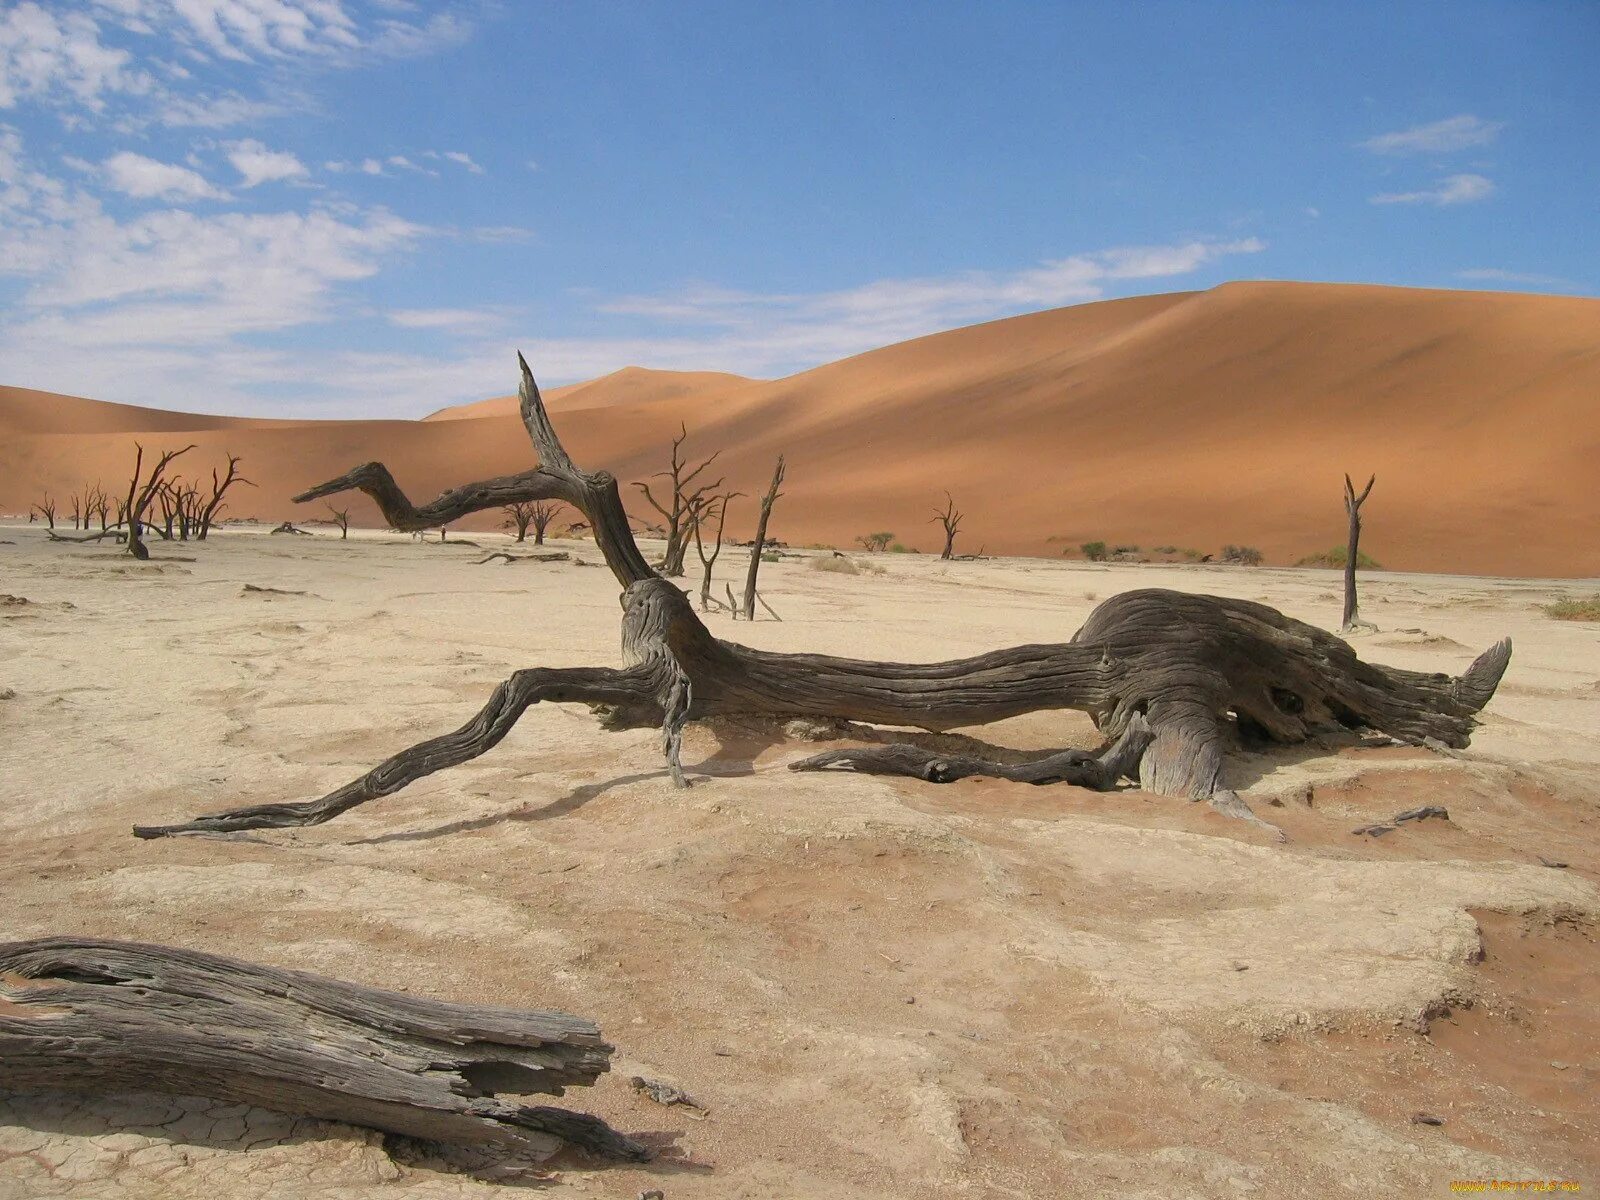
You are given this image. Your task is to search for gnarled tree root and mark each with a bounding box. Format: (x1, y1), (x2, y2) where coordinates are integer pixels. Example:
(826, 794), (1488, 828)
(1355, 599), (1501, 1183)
(129, 353), (1513, 840)
(0, 937), (648, 1161)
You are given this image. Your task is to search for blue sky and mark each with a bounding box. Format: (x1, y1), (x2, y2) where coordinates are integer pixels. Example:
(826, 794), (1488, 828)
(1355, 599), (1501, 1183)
(1, 1), (1595, 418)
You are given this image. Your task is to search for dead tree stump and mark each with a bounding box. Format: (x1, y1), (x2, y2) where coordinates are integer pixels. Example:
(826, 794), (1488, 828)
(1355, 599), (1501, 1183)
(130, 354), (1512, 839)
(0, 937), (646, 1161)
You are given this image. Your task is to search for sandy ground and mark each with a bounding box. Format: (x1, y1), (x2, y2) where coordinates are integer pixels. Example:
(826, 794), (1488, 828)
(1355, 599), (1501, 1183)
(1, 525), (1597, 1199)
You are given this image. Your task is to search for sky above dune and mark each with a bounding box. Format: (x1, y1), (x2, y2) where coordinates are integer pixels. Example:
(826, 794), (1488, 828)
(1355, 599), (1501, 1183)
(1, 1), (1595, 419)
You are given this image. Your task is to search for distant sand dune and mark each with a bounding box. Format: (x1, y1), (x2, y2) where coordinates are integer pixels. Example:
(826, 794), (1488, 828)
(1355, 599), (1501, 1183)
(5, 281), (1598, 576)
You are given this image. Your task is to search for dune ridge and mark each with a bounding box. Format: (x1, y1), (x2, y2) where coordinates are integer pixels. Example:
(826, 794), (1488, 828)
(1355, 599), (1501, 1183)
(4, 280), (1598, 577)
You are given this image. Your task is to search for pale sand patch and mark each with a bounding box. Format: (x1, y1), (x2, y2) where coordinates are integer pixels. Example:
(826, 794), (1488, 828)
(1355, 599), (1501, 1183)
(1, 526), (1596, 1197)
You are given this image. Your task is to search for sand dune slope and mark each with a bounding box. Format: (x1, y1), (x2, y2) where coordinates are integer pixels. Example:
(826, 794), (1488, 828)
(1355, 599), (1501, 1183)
(4, 281), (1597, 576)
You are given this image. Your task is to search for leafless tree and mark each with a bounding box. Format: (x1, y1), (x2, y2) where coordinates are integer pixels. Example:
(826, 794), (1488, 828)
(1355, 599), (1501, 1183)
(1342, 473), (1376, 633)
(30, 494), (56, 530)
(502, 499), (564, 544)
(195, 455), (252, 540)
(688, 491), (741, 612)
(632, 425), (723, 577)
(930, 492), (964, 560)
(741, 456), (785, 621)
(121, 444), (195, 559)
(326, 505), (351, 539)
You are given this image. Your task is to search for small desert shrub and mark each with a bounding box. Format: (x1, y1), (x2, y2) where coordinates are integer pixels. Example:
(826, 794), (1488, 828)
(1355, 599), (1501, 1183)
(1222, 544), (1264, 566)
(889, 542), (917, 554)
(1544, 597), (1600, 622)
(1182, 548), (1204, 561)
(1153, 544), (1178, 554)
(1080, 540), (1108, 562)
(1112, 543), (1140, 555)
(811, 555), (884, 576)
(761, 551), (781, 563)
(856, 532), (894, 552)
(1296, 546), (1380, 569)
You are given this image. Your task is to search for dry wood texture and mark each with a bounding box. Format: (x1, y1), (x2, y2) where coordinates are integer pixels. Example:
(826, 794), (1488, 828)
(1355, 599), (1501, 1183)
(0, 937), (647, 1160)
(131, 355), (1512, 839)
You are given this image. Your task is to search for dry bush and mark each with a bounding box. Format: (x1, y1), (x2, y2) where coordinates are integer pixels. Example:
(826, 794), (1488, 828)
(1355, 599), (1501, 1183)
(1544, 597), (1600, 622)
(811, 555), (884, 576)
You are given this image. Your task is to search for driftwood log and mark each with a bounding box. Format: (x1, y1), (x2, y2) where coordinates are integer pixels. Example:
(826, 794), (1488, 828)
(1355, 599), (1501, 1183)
(0, 937), (646, 1161)
(132, 354), (1511, 839)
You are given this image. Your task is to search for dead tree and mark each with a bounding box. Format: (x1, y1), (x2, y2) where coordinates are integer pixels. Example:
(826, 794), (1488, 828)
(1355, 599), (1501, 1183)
(689, 491), (740, 612)
(195, 454), (252, 540)
(326, 504), (351, 539)
(503, 499), (564, 544)
(30, 494), (55, 531)
(931, 492), (964, 560)
(68, 491), (84, 531)
(132, 355), (1511, 841)
(120, 445), (194, 559)
(1342, 473), (1376, 634)
(0, 937), (645, 1161)
(741, 456), (785, 621)
(632, 425), (722, 577)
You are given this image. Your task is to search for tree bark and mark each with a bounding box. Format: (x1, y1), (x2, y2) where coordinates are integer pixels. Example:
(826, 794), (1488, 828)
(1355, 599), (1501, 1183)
(1342, 472), (1376, 633)
(741, 456), (785, 621)
(0, 937), (646, 1160)
(130, 356), (1512, 839)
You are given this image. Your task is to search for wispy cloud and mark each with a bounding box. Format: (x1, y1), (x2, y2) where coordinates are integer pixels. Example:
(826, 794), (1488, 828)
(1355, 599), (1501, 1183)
(101, 149), (229, 199)
(387, 306), (511, 334)
(1361, 114), (1504, 155)
(2, 1), (475, 129)
(1371, 173), (1494, 207)
(224, 138), (308, 187)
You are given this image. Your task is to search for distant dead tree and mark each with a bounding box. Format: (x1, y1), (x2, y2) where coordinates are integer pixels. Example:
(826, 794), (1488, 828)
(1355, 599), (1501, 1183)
(503, 499), (564, 544)
(82, 484), (110, 532)
(120, 444), (194, 559)
(632, 425), (723, 577)
(930, 492), (964, 560)
(741, 456), (785, 621)
(30, 494), (56, 530)
(1342, 473), (1376, 634)
(688, 491), (740, 612)
(195, 455), (252, 540)
(68, 491), (84, 531)
(856, 531), (893, 553)
(326, 505), (351, 539)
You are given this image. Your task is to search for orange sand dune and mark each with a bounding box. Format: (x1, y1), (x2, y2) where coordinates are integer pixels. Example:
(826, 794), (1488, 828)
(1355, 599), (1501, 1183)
(4, 281), (1598, 576)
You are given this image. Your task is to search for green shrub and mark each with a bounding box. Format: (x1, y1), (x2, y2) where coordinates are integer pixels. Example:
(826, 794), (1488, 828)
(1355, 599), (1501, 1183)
(889, 542), (915, 553)
(1543, 597), (1600, 622)
(1080, 540), (1108, 562)
(1296, 546), (1380, 569)
(1222, 544), (1264, 566)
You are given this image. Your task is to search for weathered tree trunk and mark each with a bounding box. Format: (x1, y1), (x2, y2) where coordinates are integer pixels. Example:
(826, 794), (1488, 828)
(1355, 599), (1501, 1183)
(1342, 472), (1375, 633)
(932, 492), (963, 560)
(741, 456), (785, 621)
(691, 493), (736, 612)
(0, 937), (645, 1160)
(130, 356), (1511, 840)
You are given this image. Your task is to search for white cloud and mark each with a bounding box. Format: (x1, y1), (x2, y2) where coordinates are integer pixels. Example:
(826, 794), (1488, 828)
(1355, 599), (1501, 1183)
(386, 153), (437, 175)
(1361, 114), (1504, 155)
(1371, 173), (1495, 207)
(442, 149), (482, 174)
(101, 149), (228, 198)
(387, 306), (509, 334)
(225, 138), (307, 187)
(4, 2), (473, 129)
(0, 2), (150, 111)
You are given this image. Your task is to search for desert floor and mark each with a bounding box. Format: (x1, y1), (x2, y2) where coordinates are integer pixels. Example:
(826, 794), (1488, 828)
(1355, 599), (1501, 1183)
(1, 526), (1597, 1199)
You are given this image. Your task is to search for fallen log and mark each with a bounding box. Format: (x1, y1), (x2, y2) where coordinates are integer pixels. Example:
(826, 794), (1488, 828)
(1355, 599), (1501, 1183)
(475, 550), (571, 565)
(0, 937), (646, 1161)
(131, 353), (1512, 839)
